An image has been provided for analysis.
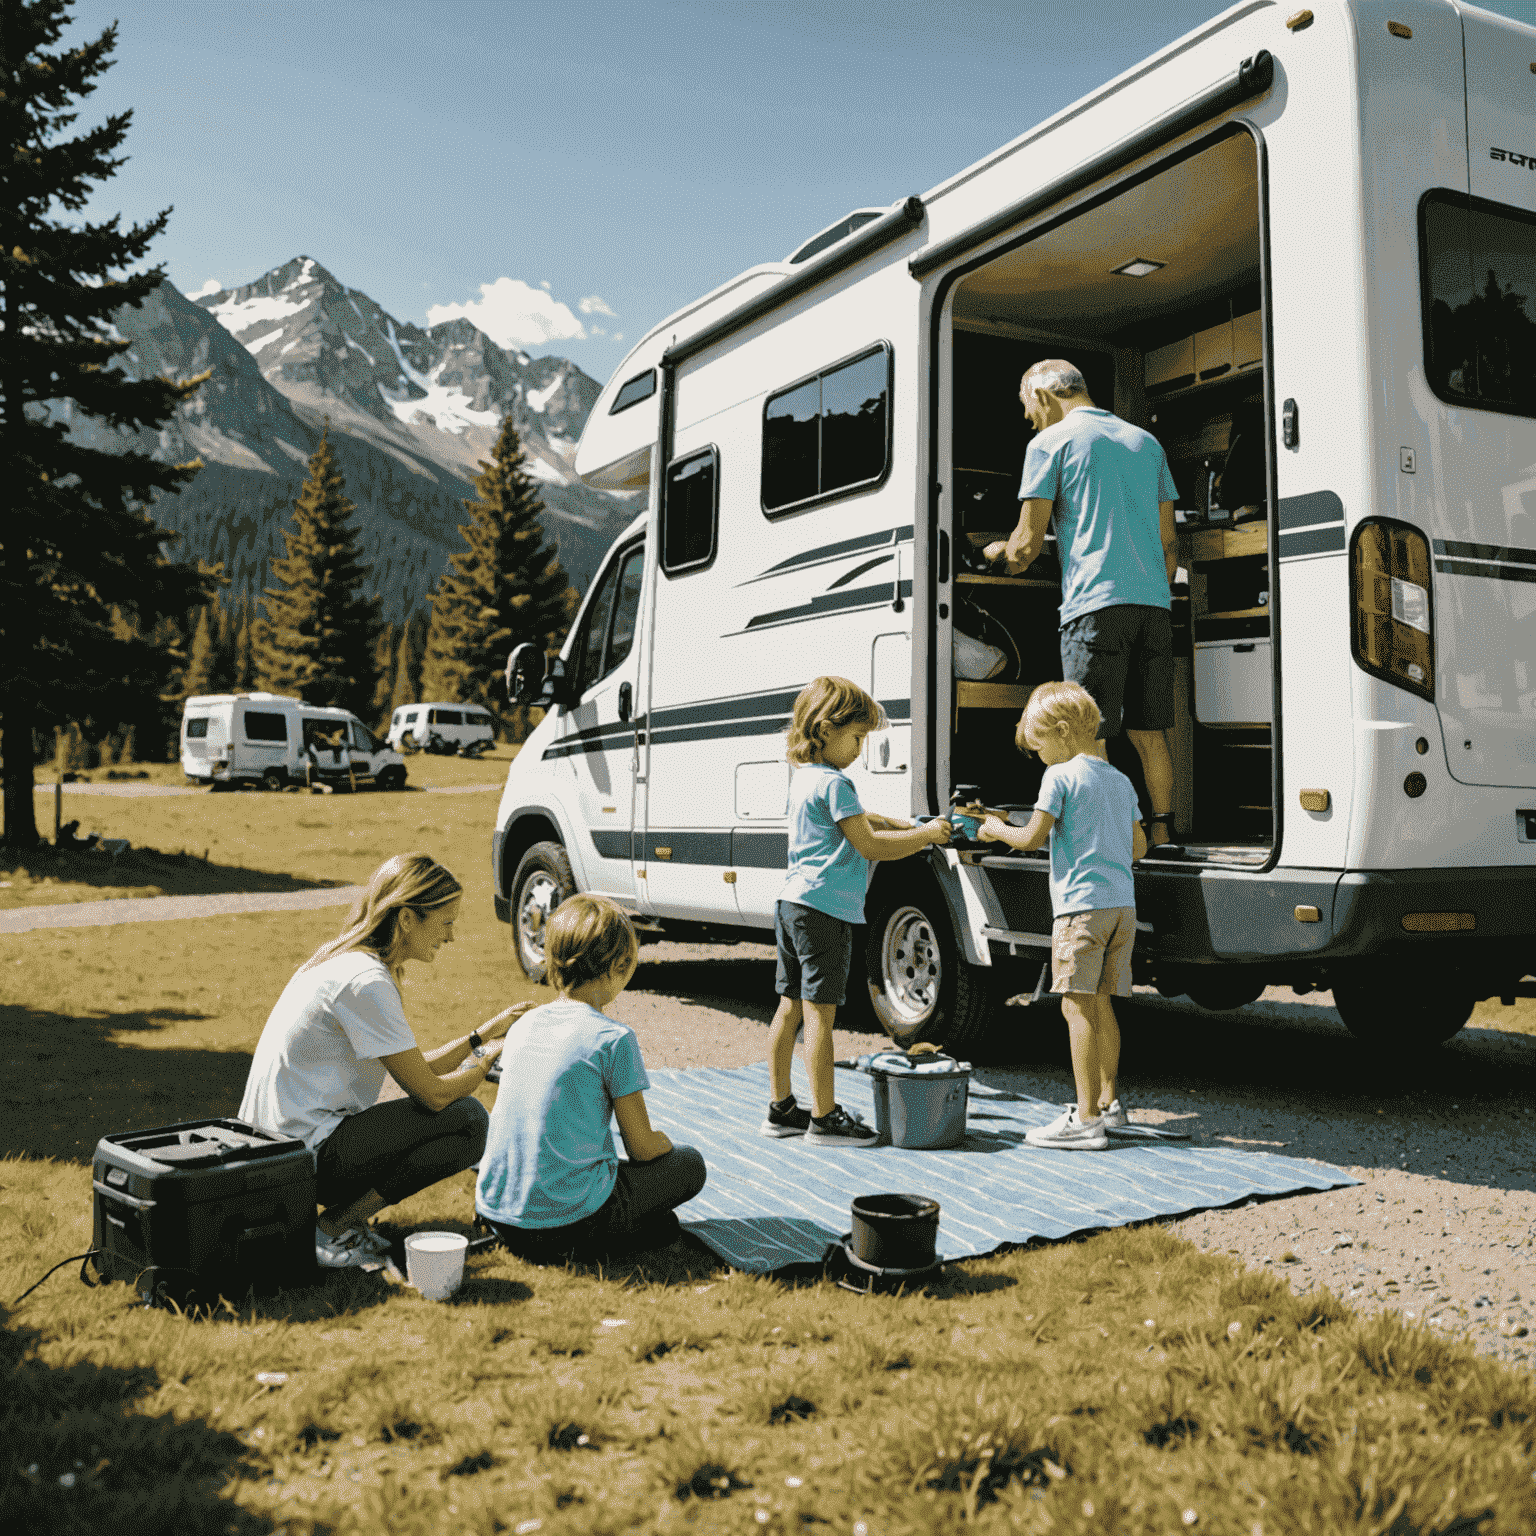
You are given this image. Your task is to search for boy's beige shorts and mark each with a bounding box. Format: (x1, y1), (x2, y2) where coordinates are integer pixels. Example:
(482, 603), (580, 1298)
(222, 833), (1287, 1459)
(1050, 906), (1136, 997)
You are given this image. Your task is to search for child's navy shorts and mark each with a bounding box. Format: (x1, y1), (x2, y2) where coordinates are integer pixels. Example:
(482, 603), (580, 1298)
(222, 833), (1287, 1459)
(774, 899), (853, 1005)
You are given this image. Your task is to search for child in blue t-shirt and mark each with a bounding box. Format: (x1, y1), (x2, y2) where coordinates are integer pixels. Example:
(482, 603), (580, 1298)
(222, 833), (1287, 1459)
(978, 681), (1147, 1150)
(762, 676), (952, 1147)
(476, 895), (705, 1257)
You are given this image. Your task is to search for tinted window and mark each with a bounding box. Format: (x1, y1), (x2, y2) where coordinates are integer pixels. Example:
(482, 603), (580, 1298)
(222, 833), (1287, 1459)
(351, 722), (376, 751)
(762, 345), (890, 514)
(438, 710), (463, 726)
(405, 710), (419, 722)
(186, 718), (209, 739)
(610, 369), (657, 414)
(662, 449), (718, 574)
(606, 547), (646, 673)
(569, 559), (621, 699)
(244, 711), (287, 742)
(1421, 191), (1536, 417)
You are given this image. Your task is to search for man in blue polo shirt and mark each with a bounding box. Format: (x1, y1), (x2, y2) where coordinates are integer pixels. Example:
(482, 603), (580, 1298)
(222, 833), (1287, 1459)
(985, 360), (1179, 847)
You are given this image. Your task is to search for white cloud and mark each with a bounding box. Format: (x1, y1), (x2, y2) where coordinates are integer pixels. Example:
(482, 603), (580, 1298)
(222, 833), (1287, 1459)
(185, 278), (223, 300)
(426, 277), (588, 348)
(579, 294), (617, 317)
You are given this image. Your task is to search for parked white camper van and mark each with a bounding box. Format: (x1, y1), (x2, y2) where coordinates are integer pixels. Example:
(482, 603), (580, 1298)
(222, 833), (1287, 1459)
(181, 694), (407, 791)
(387, 703), (496, 755)
(493, 0), (1535, 1051)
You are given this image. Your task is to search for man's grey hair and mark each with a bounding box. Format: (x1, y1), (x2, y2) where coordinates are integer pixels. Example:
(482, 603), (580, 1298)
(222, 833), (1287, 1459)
(1021, 360), (1089, 399)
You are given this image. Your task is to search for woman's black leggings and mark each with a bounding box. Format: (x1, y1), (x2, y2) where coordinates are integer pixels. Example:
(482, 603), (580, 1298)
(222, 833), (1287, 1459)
(314, 1096), (489, 1212)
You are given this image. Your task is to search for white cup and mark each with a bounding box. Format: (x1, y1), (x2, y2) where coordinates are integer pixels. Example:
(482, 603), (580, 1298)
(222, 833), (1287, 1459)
(404, 1231), (468, 1300)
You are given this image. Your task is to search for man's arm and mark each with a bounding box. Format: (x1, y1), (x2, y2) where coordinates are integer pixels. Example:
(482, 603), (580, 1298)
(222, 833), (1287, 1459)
(977, 810), (1054, 852)
(1132, 819), (1149, 862)
(984, 498), (1053, 575)
(838, 813), (951, 861)
(1160, 500), (1177, 585)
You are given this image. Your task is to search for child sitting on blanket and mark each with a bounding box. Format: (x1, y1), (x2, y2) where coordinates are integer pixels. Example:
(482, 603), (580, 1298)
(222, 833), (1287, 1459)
(476, 896), (706, 1258)
(977, 681), (1147, 1151)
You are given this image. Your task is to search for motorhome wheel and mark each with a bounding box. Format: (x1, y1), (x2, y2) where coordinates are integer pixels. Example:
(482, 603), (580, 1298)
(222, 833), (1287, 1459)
(864, 872), (997, 1051)
(1331, 970), (1473, 1048)
(262, 768), (286, 793)
(376, 766), (406, 792)
(510, 842), (576, 984)
(1183, 974), (1266, 1013)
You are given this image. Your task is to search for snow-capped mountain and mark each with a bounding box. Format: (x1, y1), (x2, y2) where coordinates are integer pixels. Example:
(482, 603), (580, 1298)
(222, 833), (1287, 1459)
(88, 257), (637, 621)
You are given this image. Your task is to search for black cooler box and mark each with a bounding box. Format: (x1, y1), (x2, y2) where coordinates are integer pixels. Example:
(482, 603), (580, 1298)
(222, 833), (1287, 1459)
(92, 1118), (317, 1305)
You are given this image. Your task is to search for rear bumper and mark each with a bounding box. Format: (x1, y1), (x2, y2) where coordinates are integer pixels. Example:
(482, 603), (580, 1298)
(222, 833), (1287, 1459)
(974, 856), (1534, 970)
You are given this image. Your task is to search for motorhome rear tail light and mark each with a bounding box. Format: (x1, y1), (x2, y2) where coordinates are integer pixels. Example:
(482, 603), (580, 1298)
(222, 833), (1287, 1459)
(1350, 521), (1435, 701)
(1386, 20), (1412, 39)
(1401, 912), (1474, 933)
(1294, 906), (1321, 923)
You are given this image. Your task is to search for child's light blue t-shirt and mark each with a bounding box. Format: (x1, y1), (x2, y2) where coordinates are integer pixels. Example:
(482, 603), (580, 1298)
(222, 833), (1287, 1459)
(1037, 755), (1140, 917)
(475, 998), (650, 1230)
(779, 761), (868, 924)
(1018, 406), (1179, 627)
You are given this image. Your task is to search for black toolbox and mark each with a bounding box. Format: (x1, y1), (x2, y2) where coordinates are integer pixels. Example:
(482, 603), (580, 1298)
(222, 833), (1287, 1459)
(92, 1118), (317, 1306)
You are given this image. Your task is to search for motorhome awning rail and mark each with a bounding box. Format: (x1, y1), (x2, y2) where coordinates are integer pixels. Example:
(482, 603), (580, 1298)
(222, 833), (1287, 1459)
(660, 196), (926, 370)
(908, 49), (1275, 280)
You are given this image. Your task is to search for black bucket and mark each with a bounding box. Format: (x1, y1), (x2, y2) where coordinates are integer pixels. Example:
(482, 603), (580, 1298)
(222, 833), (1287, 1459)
(849, 1193), (940, 1270)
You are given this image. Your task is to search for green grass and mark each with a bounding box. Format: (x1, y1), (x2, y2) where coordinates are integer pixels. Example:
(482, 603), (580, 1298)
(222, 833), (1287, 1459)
(6, 765), (1536, 1531)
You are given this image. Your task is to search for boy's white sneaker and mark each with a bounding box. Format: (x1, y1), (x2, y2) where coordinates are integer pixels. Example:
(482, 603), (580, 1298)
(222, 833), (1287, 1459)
(1025, 1104), (1109, 1150)
(1099, 1098), (1129, 1130)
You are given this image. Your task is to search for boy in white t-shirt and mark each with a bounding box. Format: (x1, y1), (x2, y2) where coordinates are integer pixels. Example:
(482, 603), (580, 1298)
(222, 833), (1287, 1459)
(978, 681), (1147, 1150)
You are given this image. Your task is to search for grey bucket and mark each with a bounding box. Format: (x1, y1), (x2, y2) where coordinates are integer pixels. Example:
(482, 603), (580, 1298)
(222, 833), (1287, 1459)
(868, 1055), (972, 1149)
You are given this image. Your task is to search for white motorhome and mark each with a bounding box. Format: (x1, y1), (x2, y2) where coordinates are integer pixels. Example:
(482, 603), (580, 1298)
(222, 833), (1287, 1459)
(181, 694), (407, 791)
(387, 703), (497, 755)
(493, 0), (1535, 1052)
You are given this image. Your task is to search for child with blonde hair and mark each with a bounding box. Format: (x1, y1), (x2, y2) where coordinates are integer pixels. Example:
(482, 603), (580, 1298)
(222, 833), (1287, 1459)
(978, 681), (1147, 1149)
(763, 676), (952, 1146)
(477, 895), (706, 1258)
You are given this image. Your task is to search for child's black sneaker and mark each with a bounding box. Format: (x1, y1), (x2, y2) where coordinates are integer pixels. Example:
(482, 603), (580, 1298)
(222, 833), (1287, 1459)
(805, 1104), (879, 1147)
(760, 1094), (813, 1138)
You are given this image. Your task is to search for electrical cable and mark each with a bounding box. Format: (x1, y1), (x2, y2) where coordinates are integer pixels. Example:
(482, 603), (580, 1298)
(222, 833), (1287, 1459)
(14, 1248), (100, 1305)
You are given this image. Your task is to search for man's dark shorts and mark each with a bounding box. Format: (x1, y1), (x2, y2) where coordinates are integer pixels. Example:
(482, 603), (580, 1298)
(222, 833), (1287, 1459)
(775, 899), (853, 1006)
(1059, 603), (1174, 738)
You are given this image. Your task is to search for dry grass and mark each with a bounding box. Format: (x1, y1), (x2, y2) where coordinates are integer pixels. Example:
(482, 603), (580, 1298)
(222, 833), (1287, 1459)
(6, 766), (1536, 1531)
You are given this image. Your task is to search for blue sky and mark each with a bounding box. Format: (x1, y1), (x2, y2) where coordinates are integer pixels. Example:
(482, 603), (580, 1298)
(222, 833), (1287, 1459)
(69, 0), (1535, 383)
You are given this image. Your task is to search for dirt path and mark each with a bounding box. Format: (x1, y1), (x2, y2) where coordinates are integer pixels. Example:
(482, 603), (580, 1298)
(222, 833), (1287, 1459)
(0, 885), (365, 933)
(613, 940), (1536, 1369)
(31, 781), (500, 798)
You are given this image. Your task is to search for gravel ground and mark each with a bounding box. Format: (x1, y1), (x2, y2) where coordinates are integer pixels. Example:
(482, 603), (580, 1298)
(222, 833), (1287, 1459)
(612, 939), (1536, 1367)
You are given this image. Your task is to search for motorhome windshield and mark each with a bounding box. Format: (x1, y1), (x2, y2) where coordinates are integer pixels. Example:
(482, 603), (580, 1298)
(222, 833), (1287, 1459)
(1420, 191), (1536, 418)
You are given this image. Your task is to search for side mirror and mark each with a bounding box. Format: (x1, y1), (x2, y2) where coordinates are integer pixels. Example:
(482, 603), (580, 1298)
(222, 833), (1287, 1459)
(504, 643), (546, 706)
(538, 657), (571, 711)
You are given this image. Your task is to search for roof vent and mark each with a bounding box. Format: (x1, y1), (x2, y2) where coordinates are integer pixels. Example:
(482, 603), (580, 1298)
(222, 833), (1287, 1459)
(787, 208), (886, 265)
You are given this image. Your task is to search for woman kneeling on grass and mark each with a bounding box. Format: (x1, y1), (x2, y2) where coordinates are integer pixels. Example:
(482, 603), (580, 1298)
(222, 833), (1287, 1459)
(476, 895), (707, 1262)
(240, 853), (531, 1270)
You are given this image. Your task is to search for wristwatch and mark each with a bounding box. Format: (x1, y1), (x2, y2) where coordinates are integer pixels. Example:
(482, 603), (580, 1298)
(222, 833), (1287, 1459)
(469, 1030), (486, 1058)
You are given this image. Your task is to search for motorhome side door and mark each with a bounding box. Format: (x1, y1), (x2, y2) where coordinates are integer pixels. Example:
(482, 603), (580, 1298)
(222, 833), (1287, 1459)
(552, 540), (646, 903)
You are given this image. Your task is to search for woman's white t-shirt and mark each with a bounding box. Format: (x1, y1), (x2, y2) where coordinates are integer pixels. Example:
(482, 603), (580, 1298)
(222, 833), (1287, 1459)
(239, 951), (417, 1151)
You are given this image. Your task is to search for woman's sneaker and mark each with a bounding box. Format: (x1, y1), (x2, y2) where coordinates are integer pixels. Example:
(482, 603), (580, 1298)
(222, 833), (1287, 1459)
(805, 1105), (880, 1147)
(1025, 1104), (1109, 1150)
(760, 1095), (813, 1138)
(315, 1224), (384, 1270)
(1099, 1098), (1129, 1130)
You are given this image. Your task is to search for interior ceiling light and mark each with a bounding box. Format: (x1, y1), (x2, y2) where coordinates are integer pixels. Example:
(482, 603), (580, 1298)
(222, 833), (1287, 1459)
(1112, 257), (1166, 278)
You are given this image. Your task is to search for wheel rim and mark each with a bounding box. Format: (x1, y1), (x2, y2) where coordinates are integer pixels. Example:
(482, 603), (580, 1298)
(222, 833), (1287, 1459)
(876, 905), (943, 1026)
(516, 871), (560, 971)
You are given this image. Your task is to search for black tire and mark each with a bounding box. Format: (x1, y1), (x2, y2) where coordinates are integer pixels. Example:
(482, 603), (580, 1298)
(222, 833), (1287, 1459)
(262, 768), (286, 793)
(509, 841), (577, 984)
(376, 765), (406, 792)
(1332, 969), (1473, 1047)
(1184, 974), (1266, 1013)
(863, 867), (1000, 1052)
(209, 779), (233, 793)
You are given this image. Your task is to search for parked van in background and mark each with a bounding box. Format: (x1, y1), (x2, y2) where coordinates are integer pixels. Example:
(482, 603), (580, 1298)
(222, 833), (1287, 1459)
(182, 694), (407, 791)
(491, 0), (1535, 1054)
(388, 703), (497, 755)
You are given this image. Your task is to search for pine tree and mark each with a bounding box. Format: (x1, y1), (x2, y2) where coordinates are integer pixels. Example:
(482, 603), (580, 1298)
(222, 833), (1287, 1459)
(370, 621), (398, 731)
(230, 598), (257, 693)
(387, 620), (419, 721)
(421, 417), (571, 735)
(182, 605), (218, 701)
(1, 0), (216, 846)
(260, 426), (380, 716)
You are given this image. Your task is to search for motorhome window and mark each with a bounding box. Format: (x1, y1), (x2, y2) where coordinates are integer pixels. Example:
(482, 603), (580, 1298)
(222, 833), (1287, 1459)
(406, 710), (419, 722)
(185, 718), (209, 739)
(762, 344), (891, 515)
(609, 369), (656, 415)
(568, 557), (622, 699)
(244, 711), (287, 742)
(1420, 192), (1536, 418)
(351, 722), (376, 751)
(606, 546), (645, 671)
(662, 448), (718, 573)
(438, 710), (463, 725)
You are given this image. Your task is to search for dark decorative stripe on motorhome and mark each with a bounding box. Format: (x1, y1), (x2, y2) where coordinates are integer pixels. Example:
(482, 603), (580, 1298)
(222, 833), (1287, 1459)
(742, 579), (914, 633)
(739, 525), (914, 585)
(1277, 490), (1344, 532)
(828, 554), (893, 588)
(1277, 524), (1346, 558)
(733, 830), (790, 869)
(1435, 558), (1536, 586)
(590, 829), (635, 859)
(1433, 538), (1536, 567)
(1193, 616), (1270, 642)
